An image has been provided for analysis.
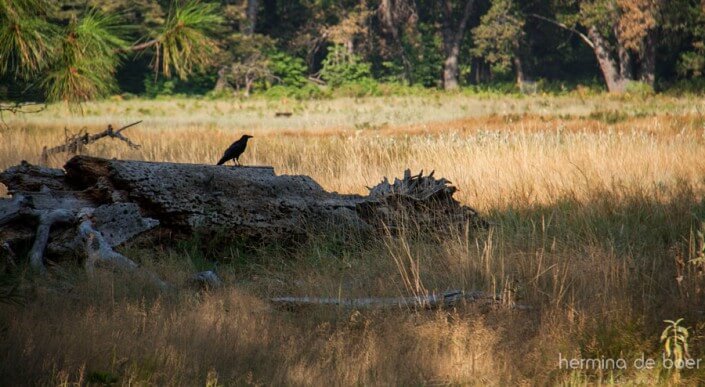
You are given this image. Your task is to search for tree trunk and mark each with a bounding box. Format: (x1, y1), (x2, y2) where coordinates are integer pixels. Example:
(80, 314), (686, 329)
(588, 27), (626, 93)
(514, 56), (525, 87)
(617, 43), (633, 81)
(378, 0), (414, 83)
(443, 52), (460, 90)
(243, 0), (259, 35)
(639, 29), (656, 87)
(614, 25), (634, 82)
(441, 0), (475, 90)
(213, 66), (232, 93)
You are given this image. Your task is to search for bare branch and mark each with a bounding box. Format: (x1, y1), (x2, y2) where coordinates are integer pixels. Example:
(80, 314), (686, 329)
(0, 102), (47, 131)
(529, 13), (595, 49)
(41, 121), (142, 164)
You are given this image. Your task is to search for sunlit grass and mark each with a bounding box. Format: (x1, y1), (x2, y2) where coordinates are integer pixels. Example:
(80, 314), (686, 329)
(1, 94), (705, 384)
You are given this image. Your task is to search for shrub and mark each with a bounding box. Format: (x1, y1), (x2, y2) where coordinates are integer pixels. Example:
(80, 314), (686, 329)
(268, 51), (308, 88)
(264, 84), (325, 100)
(320, 45), (372, 87)
(625, 81), (655, 97)
(333, 78), (381, 98)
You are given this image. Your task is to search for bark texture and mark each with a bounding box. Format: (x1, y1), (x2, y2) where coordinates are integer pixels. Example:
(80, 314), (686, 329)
(588, 26), (626, 93)
(441, 0), (475, 90)
(0, 157), (485, 269)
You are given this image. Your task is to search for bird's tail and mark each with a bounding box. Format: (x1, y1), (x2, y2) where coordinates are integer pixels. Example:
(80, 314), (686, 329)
(216, 157), (227, 165)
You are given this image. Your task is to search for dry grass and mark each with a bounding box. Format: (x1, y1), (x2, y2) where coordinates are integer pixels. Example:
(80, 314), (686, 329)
(1, 94), (705, 385)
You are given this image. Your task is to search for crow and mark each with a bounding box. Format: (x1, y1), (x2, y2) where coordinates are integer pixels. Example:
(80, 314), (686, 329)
(217, 134), (253, 166)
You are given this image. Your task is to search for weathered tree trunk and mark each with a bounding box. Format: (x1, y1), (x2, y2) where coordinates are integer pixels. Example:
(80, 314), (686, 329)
(639, 29), (656, 87)
(271, 290), (529, 310)
(244, 0), (259, 35)
(614, 25), (634, 82)
(441, 0), (475, 90)
(617, 43), (633, 81)
(0, 158), (485, 271)
(514, 56), (525, 87)
(443, 53), (461, 90)
(213, 66), (232, 93)
(588, 26), (626, 93)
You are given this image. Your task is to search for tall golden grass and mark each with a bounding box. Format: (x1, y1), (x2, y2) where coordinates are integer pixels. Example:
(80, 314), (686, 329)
(1, 94), (705, 384)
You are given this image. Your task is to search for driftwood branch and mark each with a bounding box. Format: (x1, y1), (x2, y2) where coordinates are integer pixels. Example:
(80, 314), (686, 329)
(271, 290), (530, 310)
(29, 209), (74, 273)
(0, 192), (75, 273)
(78, 209), (169, 289)
(40, 121), (142, 164)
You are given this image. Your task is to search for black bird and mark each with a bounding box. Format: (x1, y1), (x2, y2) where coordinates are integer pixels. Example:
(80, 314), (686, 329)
(217, 134), (253, 166)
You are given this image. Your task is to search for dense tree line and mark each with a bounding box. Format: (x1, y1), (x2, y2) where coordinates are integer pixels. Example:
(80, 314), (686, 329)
(2, 0), (705, 101)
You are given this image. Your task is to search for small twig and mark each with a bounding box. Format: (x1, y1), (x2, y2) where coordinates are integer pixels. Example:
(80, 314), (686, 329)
(0, 102), (47, 131)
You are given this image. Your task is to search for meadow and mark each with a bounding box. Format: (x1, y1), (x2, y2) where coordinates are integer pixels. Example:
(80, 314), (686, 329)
(1, 93), (705, 385)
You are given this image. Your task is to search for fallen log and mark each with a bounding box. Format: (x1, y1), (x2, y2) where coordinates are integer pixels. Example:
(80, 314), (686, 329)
(0, 156), (486, 275)
(271, 290), (530, 310)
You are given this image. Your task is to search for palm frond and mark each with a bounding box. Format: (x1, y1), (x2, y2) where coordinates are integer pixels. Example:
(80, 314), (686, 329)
(157, 0), (223, 79)
(0, 0), (57, 77)
(41, 9), (129, 102)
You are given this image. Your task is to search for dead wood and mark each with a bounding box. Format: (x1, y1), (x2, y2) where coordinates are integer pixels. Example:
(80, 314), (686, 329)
(0, 156), (486, 283)
(79, 208), (168, 289)
(28, 209), (74, 273)
(271, 290), (529, 310)
(1, 242), (17, 269)
(40, 121), (142, 165)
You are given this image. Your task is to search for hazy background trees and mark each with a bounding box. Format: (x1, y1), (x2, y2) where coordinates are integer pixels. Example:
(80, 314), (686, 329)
(2, 0), (705, 101)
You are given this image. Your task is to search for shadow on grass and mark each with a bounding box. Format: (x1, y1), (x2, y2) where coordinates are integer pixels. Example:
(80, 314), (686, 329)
(1, 181), (705, 384)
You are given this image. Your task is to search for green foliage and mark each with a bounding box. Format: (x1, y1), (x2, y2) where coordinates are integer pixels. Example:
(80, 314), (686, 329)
(688, 223), (705, 266)
(157, 0), (223, 80)
(408, 23), (443, 88)
(0, 0), (57, 78)
(625, 81), (655, 97)
(320, 44), (372, 87)
(267, 51), (307, 88)
(42, 10), (129, 103)
(661, 318), (690, 370)
(678, 50), (705, 77)
(263, 84), (324, 100)
(472, 0), (524, 72)
(144, 72), (216, 98)
(1, 0), (222, 102)
(673, 2), (705, 78)
(333, 78), (380, 97)
(87, 370), (119, 384)
(4, 0), (705, 100)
